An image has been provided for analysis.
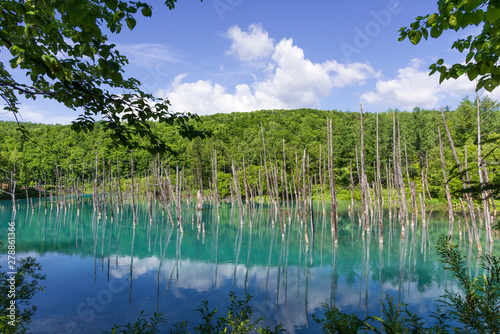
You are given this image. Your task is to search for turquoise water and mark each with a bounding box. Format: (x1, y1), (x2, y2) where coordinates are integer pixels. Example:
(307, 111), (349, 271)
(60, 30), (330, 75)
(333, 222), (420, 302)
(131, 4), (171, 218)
(0, 198), (498, 333)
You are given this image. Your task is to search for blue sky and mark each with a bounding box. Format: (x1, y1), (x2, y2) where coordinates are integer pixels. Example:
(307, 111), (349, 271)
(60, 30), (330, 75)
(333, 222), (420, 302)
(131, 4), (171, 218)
(1, 0), (494, 124)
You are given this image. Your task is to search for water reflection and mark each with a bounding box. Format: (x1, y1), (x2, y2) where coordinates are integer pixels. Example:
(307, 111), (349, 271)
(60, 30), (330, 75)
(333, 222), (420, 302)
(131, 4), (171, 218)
(0, 198), (498, 333)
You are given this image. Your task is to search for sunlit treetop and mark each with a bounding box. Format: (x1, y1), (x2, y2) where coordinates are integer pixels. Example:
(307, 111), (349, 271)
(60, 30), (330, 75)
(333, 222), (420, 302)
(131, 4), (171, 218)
(399, 0), (500, 92)
(0, 0), (204, 155)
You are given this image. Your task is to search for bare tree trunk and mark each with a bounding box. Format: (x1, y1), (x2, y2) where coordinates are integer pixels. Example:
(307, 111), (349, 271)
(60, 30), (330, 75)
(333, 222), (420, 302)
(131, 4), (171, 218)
(94, 150), (100, 217)
(387, 162), (392, 220)
(476, 96), (493, 243)
(166, 167), (182, 233)
(243, 157), (250, 210)
(302, 149), (308, 223)
(273, 167), (285, 238)
(38, 178), (41, 207)
(328, 119), (338, 243)
(420, 168), (426, 224)
(376, 111), (383, 215)
(360, 105), (369, 232)
(44, 172), (47, 212)
(108, 159), (114, 222)
(283, 139), (291, 215)
(11, 170), (16, 213)
(80, 159), (85, 212)
(102, 153), (107, 220)
(395, 115), (409, 227)
(130, 150), (137, 226)
(261, 122), (272, 204)
(438, 127), (454, 237)
(424, 153), (433, 200)
(483, 166), (497, 216)
(404, 136), (417, 224)
(465, 146), (482, 251)
(349, 159), (355, 212)
(232, 160), (244, 225)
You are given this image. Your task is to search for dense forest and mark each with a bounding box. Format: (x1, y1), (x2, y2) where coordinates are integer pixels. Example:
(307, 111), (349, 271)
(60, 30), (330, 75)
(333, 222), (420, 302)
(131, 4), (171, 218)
(0, 96), (499, 204)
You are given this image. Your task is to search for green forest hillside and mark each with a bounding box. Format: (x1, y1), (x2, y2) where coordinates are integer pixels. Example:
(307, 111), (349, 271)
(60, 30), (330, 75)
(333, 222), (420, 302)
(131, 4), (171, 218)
(1, 97), (499, 203)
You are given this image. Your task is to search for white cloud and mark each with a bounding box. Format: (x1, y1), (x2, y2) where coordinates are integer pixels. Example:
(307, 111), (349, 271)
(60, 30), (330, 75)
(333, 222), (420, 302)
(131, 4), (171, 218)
(361, 58), (476, 110)
(483, 87), (500, 101)
(225, 24), (274, 63)
(255, 38), (380, 107)
(117, 43), (180, 68)
(0, 104), (78, 124)
(159, 25), (380, 115)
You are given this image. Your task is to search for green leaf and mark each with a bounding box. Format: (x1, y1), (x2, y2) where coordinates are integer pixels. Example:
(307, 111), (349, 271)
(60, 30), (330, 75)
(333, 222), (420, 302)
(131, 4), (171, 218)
(141, 5), (152, 17)
(465, 0), (485, 12)
(430, 25), (442, 38)
(105, 0), (118, 11)
(125, 17), (136, 30)
(410, 31), (422, 45)
(456, 65), (467, 76)
(80, 43), (90, 57)
(485, 7), (500, 23)
(427, 13), (439, 26)
(422, 27), (429, 40)
(473, 9), (485, 25)
(466, 51), (474, 63)
(449, 14), (458, 27)
(398, 30), (408, 42)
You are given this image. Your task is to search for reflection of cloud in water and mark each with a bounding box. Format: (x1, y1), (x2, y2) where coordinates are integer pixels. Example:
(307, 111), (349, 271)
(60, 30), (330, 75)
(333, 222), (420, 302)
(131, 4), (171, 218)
(109, 255), (161, 279)
(102, 253), (450, 332)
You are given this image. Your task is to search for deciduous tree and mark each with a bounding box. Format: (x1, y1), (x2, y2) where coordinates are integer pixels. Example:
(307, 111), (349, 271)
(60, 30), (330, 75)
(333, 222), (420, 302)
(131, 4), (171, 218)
(0, 0), (204, 154)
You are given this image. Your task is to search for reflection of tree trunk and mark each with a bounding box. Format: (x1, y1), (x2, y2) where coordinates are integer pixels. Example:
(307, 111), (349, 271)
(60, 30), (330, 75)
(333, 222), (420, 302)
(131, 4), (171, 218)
(156, 225), (173, 311)
(244, 223), (252, 296)
(115, 211), (123, 266)
(106, 214), (114, 282)
(304, 244), (309, 330)
(164, 232), (182, 297)
(365, 229), (371, 318)
(420, 192), (426, 228)
(265, 224), (276, 304)
(421, 218), (427, 261)
(101, 213), (107, 271)
(233, 224), (244, 287)
(214, 216), (219, 288)
(379, 242), (383, 319)
(330, 243), (338, 307)
(276, 237), (285, 309)
(129, 225), (136, 307)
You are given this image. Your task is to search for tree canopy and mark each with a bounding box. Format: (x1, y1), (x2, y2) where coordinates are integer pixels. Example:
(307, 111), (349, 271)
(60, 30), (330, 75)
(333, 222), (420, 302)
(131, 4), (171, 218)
(1, 99), (499, 202)
(399, 0), (500, 92)
(0, 0), (204, 154)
